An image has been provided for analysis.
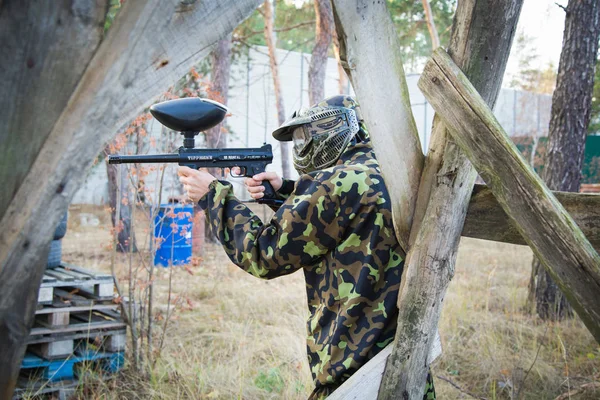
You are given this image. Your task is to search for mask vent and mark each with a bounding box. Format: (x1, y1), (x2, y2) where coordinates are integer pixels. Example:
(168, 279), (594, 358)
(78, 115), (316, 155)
(313, 129), (353, 170)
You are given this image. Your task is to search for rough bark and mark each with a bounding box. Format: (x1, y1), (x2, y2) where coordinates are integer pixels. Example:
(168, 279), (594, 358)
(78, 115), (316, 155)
(106, 144), (138, 253)
(0, 1), (262, 397)
(529, 0), (600, 320)
(205, 34), (232, 243)
(419, 48), (600, 343)
(263, 0), (292, 178)
(463, 185), (600, 251)
(379, 3), (523, 399)
(308, 0), (334, 105)
(0, 1), (108, 222)
(331, 0), (424, 253)
(422, 0), (440, 49)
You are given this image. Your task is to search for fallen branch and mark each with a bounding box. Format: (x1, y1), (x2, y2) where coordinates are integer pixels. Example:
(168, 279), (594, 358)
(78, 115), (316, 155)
(554, 382), (600, 400)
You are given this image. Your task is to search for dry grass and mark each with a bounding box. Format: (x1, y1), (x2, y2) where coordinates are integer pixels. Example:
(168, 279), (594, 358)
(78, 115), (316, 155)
(59, 205), (599, 400)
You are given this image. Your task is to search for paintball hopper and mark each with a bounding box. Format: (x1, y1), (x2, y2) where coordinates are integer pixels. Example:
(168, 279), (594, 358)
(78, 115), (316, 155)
(150, 98), (228, 148)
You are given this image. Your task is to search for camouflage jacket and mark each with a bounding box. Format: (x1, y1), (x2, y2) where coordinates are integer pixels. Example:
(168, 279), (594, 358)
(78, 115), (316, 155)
(198, 140), (405, 398)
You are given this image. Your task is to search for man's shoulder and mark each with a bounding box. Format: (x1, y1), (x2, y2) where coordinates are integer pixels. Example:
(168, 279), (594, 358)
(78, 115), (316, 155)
(301, 163), (383, 200)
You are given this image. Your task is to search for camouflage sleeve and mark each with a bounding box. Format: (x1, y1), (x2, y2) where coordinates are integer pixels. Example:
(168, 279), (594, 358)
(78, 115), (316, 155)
(198, 177), (341, 280)
(275, 178), (295, 200)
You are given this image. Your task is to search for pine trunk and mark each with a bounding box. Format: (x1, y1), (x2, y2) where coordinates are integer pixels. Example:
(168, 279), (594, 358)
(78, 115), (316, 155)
(308, 0), (334, 105)
(205, 35), (232, 243)
(529, 0), (600, 320)
(106, 146), (138, 253)
(263, 0), (292, 178)
(421, 0), (440, 49)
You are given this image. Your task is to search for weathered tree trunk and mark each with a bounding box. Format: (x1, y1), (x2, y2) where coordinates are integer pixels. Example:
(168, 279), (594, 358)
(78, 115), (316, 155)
(0, 1), (262, 397)
(331, 0), (424, 253)
(422, 0), (440, 49)
(263, 0), (292, 178)
(529, 0), (600, 320)
(419, 48), (600, 343)
(463, 185), (600, 251)
(106, 145), (138, 253)
(0, 1), (107, 223)
(308, 0), (334, 105)
(378, 3), (523, 399)
(205, 34), (232, 243)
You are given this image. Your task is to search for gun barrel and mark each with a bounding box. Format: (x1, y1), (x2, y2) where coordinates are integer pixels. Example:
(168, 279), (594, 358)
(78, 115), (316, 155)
(108, 154), (180, 164)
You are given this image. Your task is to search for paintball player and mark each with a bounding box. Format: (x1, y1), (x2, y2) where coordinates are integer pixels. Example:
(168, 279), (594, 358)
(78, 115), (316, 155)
(178, 95), (435, 399)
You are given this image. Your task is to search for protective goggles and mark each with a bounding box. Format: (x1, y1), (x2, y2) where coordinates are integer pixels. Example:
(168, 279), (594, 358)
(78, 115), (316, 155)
(291, 108), (359, 155)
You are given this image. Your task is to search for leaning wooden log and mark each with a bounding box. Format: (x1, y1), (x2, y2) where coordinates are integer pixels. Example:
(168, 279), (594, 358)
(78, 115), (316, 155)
(331, 0), (424, 253)
(379, 1), (524, 399)
(464, 185), (600, 250)
(0, 1), (262, 398)
(418, 48), (600, 343)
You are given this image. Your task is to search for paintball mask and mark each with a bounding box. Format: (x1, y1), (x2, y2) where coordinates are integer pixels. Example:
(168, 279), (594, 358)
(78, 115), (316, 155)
(272, 95), (363, 174)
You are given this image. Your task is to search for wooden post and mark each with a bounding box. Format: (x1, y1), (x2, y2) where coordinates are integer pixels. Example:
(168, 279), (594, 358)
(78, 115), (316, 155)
(331, 0), (424, 253)
(418, 48), (600, 342)
(0, 1), (262, 397)
(463, 185), (600, 250)
(379, 2), (524, 399)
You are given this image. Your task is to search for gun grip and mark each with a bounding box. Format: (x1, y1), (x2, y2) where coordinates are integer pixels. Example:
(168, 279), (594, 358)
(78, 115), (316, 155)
(261, 180), (277, 200)
(256, 180), (283, 207)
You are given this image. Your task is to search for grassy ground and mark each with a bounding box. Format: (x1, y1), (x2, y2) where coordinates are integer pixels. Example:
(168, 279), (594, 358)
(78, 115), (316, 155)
(59, 204), (599, 400)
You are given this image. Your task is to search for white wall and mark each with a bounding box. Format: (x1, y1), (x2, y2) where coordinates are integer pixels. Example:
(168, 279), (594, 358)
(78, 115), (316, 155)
(73, 46), (552, 205)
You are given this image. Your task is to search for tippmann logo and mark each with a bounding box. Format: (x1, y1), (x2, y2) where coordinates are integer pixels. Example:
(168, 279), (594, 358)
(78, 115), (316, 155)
(187, 156), (212, 161)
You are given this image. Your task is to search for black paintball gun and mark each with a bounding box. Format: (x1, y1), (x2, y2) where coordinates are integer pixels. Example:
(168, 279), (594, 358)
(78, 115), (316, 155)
(108, 97), (281, 206)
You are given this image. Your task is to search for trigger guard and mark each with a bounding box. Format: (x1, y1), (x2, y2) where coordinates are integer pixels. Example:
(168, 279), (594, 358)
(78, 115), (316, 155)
(230, 167), (247, 178)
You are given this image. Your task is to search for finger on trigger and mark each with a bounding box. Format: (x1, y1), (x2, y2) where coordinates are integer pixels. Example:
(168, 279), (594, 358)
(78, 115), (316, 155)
(252, 172), (265, 181)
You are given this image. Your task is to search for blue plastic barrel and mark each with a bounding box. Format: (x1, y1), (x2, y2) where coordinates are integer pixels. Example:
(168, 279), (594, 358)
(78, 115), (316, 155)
(154, 203), (193, 267)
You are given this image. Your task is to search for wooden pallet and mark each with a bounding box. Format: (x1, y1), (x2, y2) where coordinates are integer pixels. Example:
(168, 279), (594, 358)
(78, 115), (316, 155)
(37, 264), (114, 305)
(18, 349), (125, 384)
(12, 378), (78, 400)
(28, 305), (127, 359)
(27, 328), (127, 360)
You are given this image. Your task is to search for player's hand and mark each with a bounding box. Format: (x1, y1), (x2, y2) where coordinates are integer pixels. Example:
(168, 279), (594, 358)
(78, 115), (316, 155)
(232, 167), (282, 200)
(178, 167), (217, 202)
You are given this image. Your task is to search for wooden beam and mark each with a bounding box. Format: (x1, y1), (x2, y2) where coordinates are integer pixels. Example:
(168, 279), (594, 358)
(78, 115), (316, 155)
(418, 48), (600, 342)
(379, 1), (524, 399)
(0, 1), (262, 397)
(464, 185), (600, 250)
(331, 0), (424, 253)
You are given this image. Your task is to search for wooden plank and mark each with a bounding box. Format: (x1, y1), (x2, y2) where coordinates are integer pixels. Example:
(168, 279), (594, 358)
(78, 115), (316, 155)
(331, 0), (424, 253)
(53, 289), (93, 307)
(13, 379), (78, 400)
(61, 263), (112, 280)
(463, 185), (600, 250)
(54, 266), (92, 281)
(44, 269), (75, 282)
(30, 339), (74, 360)
(418, 48), (600, 342)
(41, 274), (57, 283)
(30, 320), (127, 337)
(35, 304), (117, 315)
(329, 332), (442, 400)
(26, 328), (126, 346)
(37, 287), (53, 305)
(40, 277), (114, 288)
(378, 1), (524, 399)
